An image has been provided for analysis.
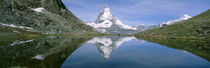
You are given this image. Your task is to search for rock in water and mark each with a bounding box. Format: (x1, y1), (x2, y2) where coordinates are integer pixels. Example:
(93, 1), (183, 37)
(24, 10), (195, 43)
(0, 0), (97, 34)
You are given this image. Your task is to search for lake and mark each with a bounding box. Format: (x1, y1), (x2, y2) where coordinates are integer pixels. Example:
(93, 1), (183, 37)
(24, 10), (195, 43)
(0, 36), (209, 68)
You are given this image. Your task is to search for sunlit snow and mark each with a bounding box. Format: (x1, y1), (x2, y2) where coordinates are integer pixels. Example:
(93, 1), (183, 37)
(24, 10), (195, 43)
(161, 14), (192, 26)
(32, 55), (45, 60)
(0, 22), (37, 32)
(32, 7), (45, 12)
(86, 5), (137, 33)
(87, 20), (113, 29)
(10, 39), (34, 46)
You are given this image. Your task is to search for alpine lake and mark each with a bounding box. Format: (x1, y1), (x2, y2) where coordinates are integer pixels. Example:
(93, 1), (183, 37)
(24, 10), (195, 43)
(0, 36), (209, 68)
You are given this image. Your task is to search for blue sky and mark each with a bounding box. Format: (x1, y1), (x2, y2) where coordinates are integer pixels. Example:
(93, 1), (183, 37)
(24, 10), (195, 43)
(62, 0), (210, 26)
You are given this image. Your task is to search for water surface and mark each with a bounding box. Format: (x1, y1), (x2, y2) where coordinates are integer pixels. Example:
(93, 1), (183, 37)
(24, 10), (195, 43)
(62, 36), (210, 68)
(0, 36), (209, 68)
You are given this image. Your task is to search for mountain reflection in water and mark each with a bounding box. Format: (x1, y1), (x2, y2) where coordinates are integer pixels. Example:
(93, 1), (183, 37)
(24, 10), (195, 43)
(0, 36), (209, 68)
(0, 36), (91, 68)
(86, 36), (136, 59)
(62, 36), (210, 68)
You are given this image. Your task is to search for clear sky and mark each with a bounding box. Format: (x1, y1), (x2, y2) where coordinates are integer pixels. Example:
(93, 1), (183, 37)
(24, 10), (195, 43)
(62, 0), (210, 26)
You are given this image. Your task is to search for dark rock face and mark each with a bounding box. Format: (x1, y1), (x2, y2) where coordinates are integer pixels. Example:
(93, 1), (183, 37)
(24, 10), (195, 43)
(0, 0), (96, 34)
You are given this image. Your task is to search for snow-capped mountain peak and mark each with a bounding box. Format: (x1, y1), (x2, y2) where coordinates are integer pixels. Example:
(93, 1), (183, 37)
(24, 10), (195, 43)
(86, 5), (137, 34)
(104, 5), (109, 10)
(96, 5), (113, 22)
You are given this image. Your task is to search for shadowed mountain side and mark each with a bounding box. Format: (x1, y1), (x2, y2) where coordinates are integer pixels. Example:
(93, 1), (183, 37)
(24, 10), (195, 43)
(138, 37), (210, 61)
(0, 0), (97, 34)
(0, 36), (91, 68)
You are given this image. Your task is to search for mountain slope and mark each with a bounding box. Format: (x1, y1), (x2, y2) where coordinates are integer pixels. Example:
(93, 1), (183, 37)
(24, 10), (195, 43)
(136, 14), (192, 32)
(160, 14), (192, 26)
(86, 6), (137, 34)
(0, 0), (97, 34)
(135, 10), (210, 39)
(137, 24), (160, 32)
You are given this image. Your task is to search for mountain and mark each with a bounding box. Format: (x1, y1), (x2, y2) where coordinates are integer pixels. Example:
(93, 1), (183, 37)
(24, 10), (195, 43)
(86, 5), (138, 34)
(136, 24), (160, 32)
(135, 10), (210, 39)
(136, 14), (192, 32)
(0, 0), (97, 35)
(86, 36), (136, 59)
(160, 14), (192, 26)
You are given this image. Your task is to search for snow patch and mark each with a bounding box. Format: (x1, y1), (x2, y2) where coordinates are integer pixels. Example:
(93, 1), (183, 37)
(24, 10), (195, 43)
(161, 14), (192, 25)
(32, 55), (45, 60)
(10, 39), (34, 46)
(13, 30), (20, 33)
(137, 14), (192, 31)
(86, 20), (112, 29)
(0, 22), (37, 32)
(32, 7), (45, 12)
(114, 17), (137, 30)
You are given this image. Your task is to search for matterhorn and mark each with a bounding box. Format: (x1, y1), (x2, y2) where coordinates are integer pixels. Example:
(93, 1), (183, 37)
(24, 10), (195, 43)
(86, 5), (138, 34)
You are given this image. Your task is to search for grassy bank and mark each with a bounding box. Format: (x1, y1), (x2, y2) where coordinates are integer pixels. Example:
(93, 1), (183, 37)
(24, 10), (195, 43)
(135, 9), (210, 40)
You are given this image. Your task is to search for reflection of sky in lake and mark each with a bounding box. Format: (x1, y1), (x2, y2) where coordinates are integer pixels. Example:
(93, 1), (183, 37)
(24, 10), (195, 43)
(62, 36), (210, 68)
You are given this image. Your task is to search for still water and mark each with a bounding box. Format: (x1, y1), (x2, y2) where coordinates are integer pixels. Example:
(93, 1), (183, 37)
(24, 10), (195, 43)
(0, 36), (209, 68)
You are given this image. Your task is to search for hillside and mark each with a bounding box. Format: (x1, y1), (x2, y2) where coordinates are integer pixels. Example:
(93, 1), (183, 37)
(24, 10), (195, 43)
(0, 0), (97, 34)
(135, 10), (210, 39)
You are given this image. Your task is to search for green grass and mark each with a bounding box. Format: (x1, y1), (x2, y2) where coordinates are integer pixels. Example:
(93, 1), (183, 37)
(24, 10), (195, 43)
(135, 9), (210, 40)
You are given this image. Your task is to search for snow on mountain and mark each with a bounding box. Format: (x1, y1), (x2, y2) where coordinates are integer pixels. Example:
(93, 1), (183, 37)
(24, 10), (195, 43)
(10, 39), (34, 46)
(86, 21), (112, 29)
(32, 7), (45, 12)
(160, 14), (192, 26)
(0, 22), (37, 32)
(32, 54), (45, 60)
(137, 14), (192, 31)
(0, 0), (97, 34)
(86, 36), (136, 59)
(86, 5), (137, 34)
(137, 24), (160, 32)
